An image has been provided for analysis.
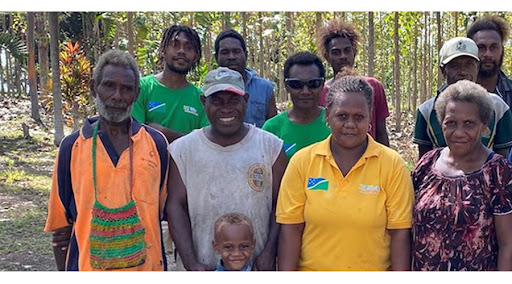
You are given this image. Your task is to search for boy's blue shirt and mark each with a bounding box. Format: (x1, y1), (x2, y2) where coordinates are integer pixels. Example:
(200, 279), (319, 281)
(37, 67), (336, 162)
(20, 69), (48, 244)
(215, 259), (252, 271)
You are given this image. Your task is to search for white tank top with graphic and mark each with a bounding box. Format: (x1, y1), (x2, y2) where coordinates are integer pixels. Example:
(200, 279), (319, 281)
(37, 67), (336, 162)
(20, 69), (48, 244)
(168, 123), (283, 269)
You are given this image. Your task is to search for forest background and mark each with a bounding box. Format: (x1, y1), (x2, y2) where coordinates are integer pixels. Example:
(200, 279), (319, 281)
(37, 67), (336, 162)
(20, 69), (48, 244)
(0, 11), (511, 271)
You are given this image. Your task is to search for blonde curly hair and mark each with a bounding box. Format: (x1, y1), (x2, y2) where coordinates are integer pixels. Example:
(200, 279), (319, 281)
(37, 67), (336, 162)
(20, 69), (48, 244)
(316, 19), (360, 60)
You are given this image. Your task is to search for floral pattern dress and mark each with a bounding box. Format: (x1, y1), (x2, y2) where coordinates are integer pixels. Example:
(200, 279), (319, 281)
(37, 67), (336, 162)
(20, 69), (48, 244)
(411, 148), (512, 271)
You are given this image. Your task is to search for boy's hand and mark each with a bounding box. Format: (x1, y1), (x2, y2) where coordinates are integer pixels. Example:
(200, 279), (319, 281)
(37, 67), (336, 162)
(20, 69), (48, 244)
(252, 250), (276, 271)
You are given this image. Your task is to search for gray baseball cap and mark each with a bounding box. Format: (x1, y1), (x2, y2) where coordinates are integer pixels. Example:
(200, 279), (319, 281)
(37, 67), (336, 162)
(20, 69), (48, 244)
(203, 67), (245, 97)
(439, 37), (480, 67)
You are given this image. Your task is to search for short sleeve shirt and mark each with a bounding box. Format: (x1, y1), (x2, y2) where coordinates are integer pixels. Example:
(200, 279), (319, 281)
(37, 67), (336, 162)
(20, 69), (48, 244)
(131, 75), (209, 134)
(412, 148), (512, 271)
(262, 109), (331, 161)
(276, 135), (414, 271)
(45, 117), (169, 271)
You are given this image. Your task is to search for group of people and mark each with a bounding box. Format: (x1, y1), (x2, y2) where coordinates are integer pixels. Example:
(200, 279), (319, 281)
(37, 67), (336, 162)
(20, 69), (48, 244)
(44, 15), (512, 271)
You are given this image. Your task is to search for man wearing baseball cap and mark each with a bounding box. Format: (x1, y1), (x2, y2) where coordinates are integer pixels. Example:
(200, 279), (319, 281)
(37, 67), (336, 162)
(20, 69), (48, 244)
(166, 67), (286, 271)
(413, 37), (512, 159)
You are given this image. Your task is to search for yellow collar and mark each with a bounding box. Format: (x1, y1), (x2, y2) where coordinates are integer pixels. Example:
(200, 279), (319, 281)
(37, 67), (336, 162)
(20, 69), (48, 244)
(313, 134), (381, 160)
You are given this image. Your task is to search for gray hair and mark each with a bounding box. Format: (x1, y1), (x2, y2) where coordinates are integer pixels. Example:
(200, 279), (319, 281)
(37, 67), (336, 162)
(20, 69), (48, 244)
(92, 49), (140, 88)
(435, 80), (493, 124)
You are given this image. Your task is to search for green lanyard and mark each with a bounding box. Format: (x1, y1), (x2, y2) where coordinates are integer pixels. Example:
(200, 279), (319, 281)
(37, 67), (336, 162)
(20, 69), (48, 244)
(91, 120), (134, 201)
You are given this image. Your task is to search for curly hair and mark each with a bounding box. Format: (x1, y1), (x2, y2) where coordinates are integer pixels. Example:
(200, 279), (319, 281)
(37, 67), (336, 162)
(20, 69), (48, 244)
(316, 19), (360, 60)
(92, 49), (140, 88)
(467, 15), (510, 44)
(213, 213), (254, 241)
(326, 75), (373, 114)
(435, 80), (493, 125)
(158, 25), (202, 69)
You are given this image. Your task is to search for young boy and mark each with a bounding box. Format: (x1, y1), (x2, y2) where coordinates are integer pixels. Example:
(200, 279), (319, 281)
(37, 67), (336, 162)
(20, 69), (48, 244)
(212, 213), (256, 271)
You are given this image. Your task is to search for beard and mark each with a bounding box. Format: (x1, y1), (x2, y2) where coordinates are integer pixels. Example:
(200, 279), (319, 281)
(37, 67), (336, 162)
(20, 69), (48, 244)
(478, 62), (500, 78)
(166, 62), (191, 75)
(95, 96), (132, 123)
(478, 53), (504, 78)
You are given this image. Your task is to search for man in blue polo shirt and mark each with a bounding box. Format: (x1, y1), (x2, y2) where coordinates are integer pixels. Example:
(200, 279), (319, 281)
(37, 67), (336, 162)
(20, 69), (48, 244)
(413, 37), (512, 160)
(214, 29), (277, 128)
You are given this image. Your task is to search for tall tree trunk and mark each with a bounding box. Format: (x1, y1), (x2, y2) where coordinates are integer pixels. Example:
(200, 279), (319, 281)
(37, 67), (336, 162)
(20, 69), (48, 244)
(284, 12), (293, 102)
(315, 12), (322, 31)
(258, 12), (264, 77)
(81, 12), (92, 63)
(420, 12), (428, 103)
(204, 28), (212, 69)
(0, 53), (4, 94)
(223, 12), (230, 30)
(49, 12), (64, 146)
(361, 13), (367, 75)
(36, 12), (49, 93)
(437, 12), (443, 87)
(114, 17), (120, 49)
(127, 12), (135, 56)
(93, 16), (100, 63)
(241, 12), (248, 40)
(454, 12), (458, 37)
(368, 12), (375, 77)
(413, 36), (418, 113)
(188, 12), (194, 27)
(393, 12), (401, 132)
(379, 15), (386, 85)
(428, 15), (433, 98)
(15, 60), (21, 96)
(285, 12), (293, 58)
(6, 51), (12, 95)
(27, 12), (40, 122)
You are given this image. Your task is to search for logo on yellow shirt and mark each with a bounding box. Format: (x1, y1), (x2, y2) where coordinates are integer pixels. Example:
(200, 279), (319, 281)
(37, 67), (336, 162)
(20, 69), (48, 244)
(359, 184), (381, 194)
(307, 177), (329, 191)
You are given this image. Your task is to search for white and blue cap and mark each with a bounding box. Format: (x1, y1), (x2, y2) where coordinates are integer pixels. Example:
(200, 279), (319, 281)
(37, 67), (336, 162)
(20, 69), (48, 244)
(203, 67), (245, 97)
(439, 37), (480, 68)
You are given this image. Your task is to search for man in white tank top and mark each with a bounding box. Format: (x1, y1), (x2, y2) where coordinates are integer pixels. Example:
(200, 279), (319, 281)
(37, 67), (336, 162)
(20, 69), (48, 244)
(166, 67), (286, 271)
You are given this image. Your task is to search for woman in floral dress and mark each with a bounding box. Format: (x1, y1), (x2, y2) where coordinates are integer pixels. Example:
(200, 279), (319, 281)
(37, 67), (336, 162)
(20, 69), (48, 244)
(411, 80), (512, 271)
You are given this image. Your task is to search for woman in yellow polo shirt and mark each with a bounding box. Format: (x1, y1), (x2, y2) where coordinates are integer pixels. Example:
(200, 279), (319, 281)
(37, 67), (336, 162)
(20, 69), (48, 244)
(276, 75), (414, 271)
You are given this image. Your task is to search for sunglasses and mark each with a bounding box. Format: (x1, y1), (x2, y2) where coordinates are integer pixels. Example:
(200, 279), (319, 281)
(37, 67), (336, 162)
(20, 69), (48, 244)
(285, 77), (325, 90)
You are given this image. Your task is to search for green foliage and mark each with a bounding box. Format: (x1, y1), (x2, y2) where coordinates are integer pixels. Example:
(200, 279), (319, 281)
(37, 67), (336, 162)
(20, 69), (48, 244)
(0, 32), (27, 63)
(136, 39), (160, 75)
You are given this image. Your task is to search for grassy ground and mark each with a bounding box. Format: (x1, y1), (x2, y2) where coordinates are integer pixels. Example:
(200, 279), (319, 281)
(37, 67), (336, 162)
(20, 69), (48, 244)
(0, 97), (58, 271)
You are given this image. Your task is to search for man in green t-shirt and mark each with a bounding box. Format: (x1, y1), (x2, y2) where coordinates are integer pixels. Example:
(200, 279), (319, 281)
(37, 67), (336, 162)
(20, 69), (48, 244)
(263, 52), (331, 161)
(131, 25), (209, 143)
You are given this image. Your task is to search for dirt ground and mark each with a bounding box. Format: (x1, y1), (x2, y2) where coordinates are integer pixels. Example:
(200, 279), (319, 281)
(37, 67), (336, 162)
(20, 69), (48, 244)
(0, 96), (57, 271)
(0, 96), (417, 271)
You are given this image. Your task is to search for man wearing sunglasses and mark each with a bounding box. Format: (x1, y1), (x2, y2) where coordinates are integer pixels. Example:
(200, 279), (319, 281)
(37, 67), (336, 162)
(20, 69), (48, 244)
(316, 19), (390, 147)
(263, 52), (331, 161)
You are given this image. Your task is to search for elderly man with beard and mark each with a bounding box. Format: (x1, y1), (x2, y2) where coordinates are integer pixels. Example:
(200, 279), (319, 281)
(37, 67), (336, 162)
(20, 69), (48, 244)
(131, 24), (209, 143)
(45, 50), (169, 271)
(467, 15), (512, 108)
